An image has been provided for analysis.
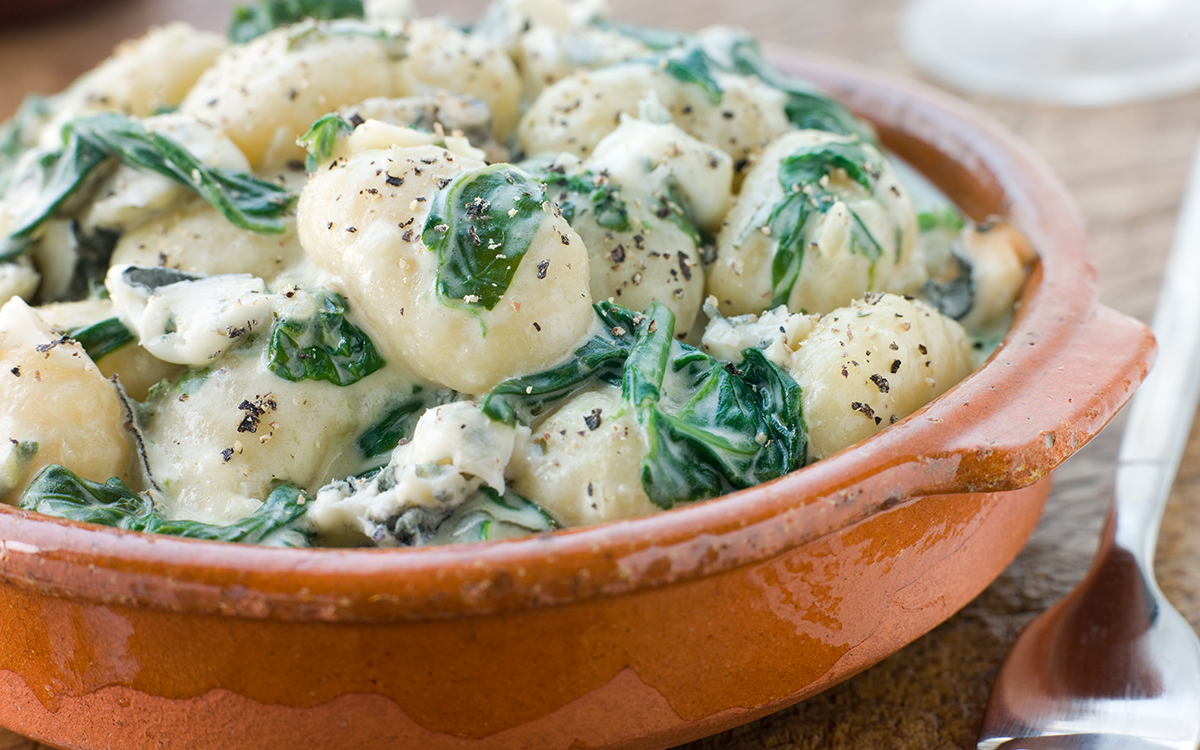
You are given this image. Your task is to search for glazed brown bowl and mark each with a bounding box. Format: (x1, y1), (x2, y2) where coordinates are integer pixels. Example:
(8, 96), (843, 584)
(0, 50), (1153, 750)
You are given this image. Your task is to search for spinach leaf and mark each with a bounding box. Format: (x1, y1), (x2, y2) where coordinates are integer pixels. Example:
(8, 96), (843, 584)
(2, 113), (292, 261)
(67, 317), (135, 361)
(297, 113), (354, 171)
(422, 164), (549, 311)
(428, 486), (559, 545)
(661, 45), (723, 105)
(724, 37), (876, 143)
(524, 162), (631, 233)
(229, 0), (364, 43)
(20, 464), (312, 547)
(482, 301), (807, 509)
(762, 140), (885, 307)
(356, 389), (429, 459)
(0, 94), (54, 197)
(268, 290), (385, 386)
(918, 206), (966, 233)
(481, 303), (642, 425)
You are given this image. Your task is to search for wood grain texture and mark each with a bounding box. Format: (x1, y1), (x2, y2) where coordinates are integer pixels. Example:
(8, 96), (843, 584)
(3, 0), (1199, 748)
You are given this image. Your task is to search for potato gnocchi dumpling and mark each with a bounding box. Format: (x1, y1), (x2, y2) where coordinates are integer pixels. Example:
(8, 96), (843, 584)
(0, 0), (1033, 547)
(789, 293), (973, 460)
(708, 129), (921, 317)
(297, 143), (593, 394)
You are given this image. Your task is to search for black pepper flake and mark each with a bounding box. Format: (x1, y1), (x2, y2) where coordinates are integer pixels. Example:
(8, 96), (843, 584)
(870, 374), (890, 393)
(288, 88), (298, 101)
(10, 366), (19, 377)
(889, 341), (899, 350)
(533, 322), (542, 331)
(327, 222), (333, 230)
(221, 447), (234, 462)
(647, 320), (657, 333)
(346, 226), (357, 233)
(413, 167), (423, 175)
(722, 110), (735, 119)
(840, 365), (848, 378)
(587, 482), (594, 496)
(348, 113), (365, 127)
(634, 235), (645, 250)
(415, 196), (426, 202)
(434, 223), (449, 233)
(385, 173), (404, 187)
(399, 217), (414, 228)
(918, 344), (928, 354)
(874, 416), (882, 425)
(890, 414), (899, 424)
(437, 177), (452, 189)
(890, 359), (901, 373)
(584, 408), (602, 431)
(560, 234), (570, 245)
(537, 259), (549, 279)
(402, 229), (414, 242)
(468, 225), (482, 245)
(678, 252), (692, 281)
(610, 245), (626, 263)
(851, 401), (876, 420)
(656, 205), (671, 219)
(420, 157), (436, 165)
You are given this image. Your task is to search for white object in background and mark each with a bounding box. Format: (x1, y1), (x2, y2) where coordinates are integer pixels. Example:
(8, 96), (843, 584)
(901, 0), (1200, 107)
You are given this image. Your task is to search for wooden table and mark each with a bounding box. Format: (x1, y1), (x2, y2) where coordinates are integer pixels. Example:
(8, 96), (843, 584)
(4, 0), (1200, 747)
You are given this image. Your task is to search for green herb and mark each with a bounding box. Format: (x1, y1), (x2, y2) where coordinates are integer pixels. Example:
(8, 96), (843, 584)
(429, 486), (559, 545)
(524, 163), (631, 233)
(481, 303), (642, 425)
(20, 464), (312, 547)
(268, 290), (385, 386)
(661, 45), (723, 105)
(1, 113), (293, 262)
(67, 317), (135, 361)
(355, 390), (429, 458)
(422, 164), (548, 311)
(658, 181), (705, 247)
(482, 301), (806, 509)
(917, 206), (966, 233)
(229, 0), (364, 43)
(297, 113), (354, 171)
(724, 37), (875, 143)
(0, 94), (54, 197)
(759, 140), (885, 307)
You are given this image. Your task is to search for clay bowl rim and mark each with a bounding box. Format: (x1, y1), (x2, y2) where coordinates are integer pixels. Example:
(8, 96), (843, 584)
(0, 49), (1151, 624)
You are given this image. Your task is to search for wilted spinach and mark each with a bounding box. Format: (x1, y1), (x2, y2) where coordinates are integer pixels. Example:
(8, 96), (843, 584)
(428, 487), (559, 545)
(20, 464), (312, 547)
(482, 301), (806, 509)
(268, 290), (385, 386)
(422, 164), (548, 310)
(355, 388), (430, 459)
(229, 0), (364, 43)
(525, 162), (631, 233)
(297, 113), (355, 171)
(67, 317), (135, 361)
(1, 113), (293, 261)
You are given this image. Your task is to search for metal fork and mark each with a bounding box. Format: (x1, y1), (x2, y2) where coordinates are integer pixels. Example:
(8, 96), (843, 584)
(976, 141), (1200, 750)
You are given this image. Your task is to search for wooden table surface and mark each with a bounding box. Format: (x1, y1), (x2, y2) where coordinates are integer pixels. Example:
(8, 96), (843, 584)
(4, 0), (1200, 748)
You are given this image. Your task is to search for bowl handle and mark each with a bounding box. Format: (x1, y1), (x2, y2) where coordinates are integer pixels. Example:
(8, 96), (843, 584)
(930, 302), (1155, 492)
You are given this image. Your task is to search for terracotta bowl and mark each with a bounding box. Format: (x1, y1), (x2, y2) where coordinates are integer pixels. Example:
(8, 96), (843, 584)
(0, 50), (1153, 750)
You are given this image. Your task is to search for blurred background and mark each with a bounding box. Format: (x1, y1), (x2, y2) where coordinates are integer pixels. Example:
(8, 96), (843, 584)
(2, 1), (1200, 748)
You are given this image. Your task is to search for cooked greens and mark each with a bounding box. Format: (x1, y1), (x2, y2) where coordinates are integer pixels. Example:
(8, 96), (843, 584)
(67, 317), (135, 361)
(297, 113), (355, 171)
(229, 0), (364, 43)
(525, 163), (632, 233)
(422, 164), (549, 310)
(1, 113), (293, 261)
(268, 290), (385, 386)
(483, 301), (807, 508)
(19, 464), (312, 547)
(429, 487), (559, 545)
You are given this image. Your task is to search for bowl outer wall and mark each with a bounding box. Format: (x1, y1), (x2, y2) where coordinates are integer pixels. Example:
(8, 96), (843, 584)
(0, 50), (1154, 623)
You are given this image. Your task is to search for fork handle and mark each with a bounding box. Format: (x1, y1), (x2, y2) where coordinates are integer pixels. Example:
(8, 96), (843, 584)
(1115, 139), (1200, 561)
